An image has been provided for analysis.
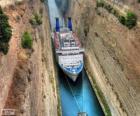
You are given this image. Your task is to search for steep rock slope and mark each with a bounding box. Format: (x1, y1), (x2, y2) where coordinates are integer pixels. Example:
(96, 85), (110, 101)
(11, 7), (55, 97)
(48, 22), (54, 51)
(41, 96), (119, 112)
(0, 0), (59, 116)
(71, 0), (140, 116)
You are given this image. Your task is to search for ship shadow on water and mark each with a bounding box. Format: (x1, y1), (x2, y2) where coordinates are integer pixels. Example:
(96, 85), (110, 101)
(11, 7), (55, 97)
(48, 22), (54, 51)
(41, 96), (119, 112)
(58, 66), (84, 116)
(58, 66), (83, 93)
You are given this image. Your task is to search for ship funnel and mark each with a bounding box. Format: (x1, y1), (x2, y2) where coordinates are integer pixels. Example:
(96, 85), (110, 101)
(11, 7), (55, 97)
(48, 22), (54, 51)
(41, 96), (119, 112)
(55, 18), (60, 32)
(68, 17), (72, 31)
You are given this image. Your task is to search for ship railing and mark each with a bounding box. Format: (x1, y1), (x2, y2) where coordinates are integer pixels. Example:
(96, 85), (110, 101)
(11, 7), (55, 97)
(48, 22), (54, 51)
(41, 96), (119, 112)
(58, 55), (83, 65)
(63, 63), (80, 67)
(60, 57), (83, 63)
(61, 47), (79, 50)
(56, 48), (84, 54)
(66, 62), (82, 66)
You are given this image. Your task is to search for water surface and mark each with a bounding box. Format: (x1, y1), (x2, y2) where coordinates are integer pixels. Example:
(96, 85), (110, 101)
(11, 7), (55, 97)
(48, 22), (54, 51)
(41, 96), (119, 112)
(58, 69), (104, 116)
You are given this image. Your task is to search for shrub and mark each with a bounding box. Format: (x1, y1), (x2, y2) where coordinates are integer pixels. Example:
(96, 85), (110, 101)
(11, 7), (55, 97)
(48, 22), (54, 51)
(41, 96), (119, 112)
(40, 0), (45, 3)
(96, 0), (104, 7)
(112, 9), (119, 17)
(34, 13), (42, 25)
(0, 7), (12, 54)
(0, 42), (9, 55)
(29, 13), (42, 26)
(105, 4), (113, 13)
(118, 16), (126, 25)
(138, 0), (140, 3)
(96, 0), (137, 29)
(29, 18), (37, 25)
(118, 12), (137, 29)
(125, 12), (137, 29)
(21, 32), (33, 49)
(15, 0), (23, 5)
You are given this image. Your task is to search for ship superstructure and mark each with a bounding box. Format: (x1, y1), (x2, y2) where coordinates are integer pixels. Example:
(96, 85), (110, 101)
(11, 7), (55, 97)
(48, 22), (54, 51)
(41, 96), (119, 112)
(52, 18), (84, 81)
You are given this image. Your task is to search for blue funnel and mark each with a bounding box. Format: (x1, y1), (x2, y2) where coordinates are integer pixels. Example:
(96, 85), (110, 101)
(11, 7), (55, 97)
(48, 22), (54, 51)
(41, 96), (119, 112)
(68, 17), (72, 31)
(56, 18), (60, 32)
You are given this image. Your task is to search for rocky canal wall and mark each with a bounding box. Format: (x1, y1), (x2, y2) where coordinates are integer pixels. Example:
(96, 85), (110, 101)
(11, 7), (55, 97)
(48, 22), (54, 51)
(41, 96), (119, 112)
(0, 0), (59, 115)
(70, 0), (140, 116)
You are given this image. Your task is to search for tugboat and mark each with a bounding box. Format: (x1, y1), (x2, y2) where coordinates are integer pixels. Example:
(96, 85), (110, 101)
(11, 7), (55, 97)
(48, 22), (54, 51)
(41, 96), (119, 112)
(52, 17), (84, 81)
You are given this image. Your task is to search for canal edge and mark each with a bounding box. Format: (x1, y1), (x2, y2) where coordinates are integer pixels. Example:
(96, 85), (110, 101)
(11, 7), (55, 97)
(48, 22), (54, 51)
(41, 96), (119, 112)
(84, 56), (112, 116)
(44, 1), (62, 115)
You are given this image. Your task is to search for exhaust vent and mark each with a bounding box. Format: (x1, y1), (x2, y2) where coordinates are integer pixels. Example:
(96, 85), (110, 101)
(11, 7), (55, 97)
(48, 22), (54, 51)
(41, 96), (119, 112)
(55, 18), (60, 32)
(68, 17), (72, 31)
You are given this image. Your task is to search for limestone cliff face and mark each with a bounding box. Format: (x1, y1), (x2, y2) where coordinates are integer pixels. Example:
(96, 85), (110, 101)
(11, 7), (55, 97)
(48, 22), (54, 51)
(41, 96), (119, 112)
(71, 0), (140, 116)
(0, 0), (59, 116)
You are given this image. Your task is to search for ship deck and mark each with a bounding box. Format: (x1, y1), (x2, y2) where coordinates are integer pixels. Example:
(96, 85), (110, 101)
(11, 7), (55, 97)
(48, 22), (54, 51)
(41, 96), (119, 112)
(54, 28), (81, 50)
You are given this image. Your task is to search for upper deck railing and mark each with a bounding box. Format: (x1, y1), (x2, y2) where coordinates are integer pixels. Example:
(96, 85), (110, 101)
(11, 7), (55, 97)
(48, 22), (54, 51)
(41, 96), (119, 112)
(56, 48), (84, 55)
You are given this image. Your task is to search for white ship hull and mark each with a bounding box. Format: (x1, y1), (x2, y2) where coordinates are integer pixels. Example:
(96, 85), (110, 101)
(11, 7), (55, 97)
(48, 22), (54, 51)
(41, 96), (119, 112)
(59, 62), (83, 81)
(52, 18), (84, 82)
(63, 70), (79, 82)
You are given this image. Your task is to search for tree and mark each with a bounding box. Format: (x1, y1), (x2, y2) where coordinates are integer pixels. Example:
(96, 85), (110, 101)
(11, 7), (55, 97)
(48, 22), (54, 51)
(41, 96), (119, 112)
(21, 31), (33, 49)
(0, 7), (12, 54)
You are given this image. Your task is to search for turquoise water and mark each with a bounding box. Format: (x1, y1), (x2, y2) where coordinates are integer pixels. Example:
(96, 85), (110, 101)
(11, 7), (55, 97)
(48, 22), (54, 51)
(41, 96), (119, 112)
(58, 69), (104, 116)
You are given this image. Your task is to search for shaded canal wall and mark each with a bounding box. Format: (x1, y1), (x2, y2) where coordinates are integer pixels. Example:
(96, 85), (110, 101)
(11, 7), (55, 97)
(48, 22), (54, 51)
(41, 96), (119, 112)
(70, 0), (140, 116)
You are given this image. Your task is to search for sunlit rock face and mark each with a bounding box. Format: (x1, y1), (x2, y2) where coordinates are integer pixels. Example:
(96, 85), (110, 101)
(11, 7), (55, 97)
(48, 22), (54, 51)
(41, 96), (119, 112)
(0, 0), (59, 116)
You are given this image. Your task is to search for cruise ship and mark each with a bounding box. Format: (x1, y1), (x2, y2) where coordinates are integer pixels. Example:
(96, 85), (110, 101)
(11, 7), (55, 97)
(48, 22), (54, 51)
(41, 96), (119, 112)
(52, 18), (84, 81)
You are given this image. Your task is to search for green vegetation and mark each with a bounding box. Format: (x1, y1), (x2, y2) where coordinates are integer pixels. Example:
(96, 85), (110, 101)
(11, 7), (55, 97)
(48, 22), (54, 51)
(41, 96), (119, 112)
(0, 43), (9, 55)
(138, 0), (140, 3)
(125, 12), (137, 29)
(0, 7), (12, 54)
(96, 0), (118, 17)
(40, 0), (45, 3)
(87, 70), (112, 116)
(96, 0), (137, 29)
(96, 0), (114, 13)
(119, 12), (137, 29)
(15, 0), (23, 5)
(29, 13), (42, 26)
(96, 0), (104, 7)
(118, 16), (126, 25)
(94, 81), (111, 116)
(21, 31), (33, 49)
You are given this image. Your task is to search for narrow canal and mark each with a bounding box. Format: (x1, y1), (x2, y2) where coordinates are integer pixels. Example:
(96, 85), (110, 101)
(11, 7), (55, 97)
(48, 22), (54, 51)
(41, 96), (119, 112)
(46, 0), (104, 115)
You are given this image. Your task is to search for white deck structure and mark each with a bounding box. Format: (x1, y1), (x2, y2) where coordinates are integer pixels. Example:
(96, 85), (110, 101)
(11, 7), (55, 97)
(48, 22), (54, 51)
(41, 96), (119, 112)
(53, 27), (84, 81)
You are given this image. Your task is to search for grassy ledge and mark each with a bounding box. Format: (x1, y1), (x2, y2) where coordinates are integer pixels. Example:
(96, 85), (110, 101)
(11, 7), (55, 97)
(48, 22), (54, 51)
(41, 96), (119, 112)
(96, 0), (137, 29)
